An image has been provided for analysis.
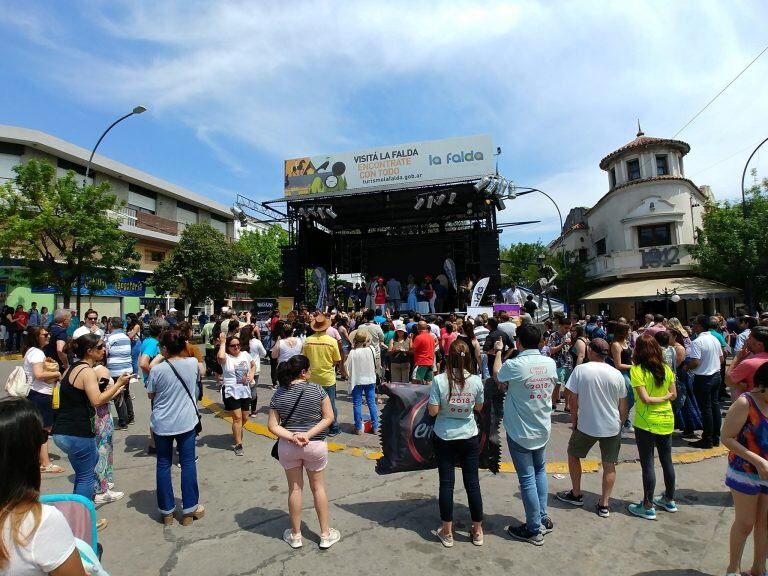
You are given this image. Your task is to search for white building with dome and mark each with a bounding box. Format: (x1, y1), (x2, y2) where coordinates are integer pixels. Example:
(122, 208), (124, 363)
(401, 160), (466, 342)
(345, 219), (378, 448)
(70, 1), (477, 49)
(549, 126), (739, 320)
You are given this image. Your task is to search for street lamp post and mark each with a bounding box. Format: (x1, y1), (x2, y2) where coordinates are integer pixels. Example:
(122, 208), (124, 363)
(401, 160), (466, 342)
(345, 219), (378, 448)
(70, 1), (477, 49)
(514, 187), (570, 313)
(740, 136), (768, 314)
(77, 106), (147, 316)
(657, 287), (680, 317)
(83, 105), (147, 186)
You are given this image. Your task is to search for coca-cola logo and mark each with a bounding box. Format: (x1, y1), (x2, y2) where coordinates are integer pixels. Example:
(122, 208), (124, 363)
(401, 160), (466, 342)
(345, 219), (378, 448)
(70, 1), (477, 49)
(530, 366), (548, 376)
(406, 397), (433, 464)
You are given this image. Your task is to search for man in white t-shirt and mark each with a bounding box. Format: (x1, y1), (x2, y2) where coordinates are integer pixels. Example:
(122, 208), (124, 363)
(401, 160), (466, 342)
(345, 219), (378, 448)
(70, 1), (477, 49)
(556, 338), (628, 517)
(72, 308), (104, 340)
(687, 314), (725, 448)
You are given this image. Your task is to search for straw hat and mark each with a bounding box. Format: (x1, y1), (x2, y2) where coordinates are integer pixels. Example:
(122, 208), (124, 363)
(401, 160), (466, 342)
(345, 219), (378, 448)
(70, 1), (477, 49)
(310, 313), (331, 332)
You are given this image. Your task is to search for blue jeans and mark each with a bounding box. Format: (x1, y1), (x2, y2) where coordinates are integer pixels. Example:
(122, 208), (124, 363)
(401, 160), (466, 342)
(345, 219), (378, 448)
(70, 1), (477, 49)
(507, 436), (549, 534)
(52, 434), (98, 500)
(481, 353), (490, 379)
(324, 383), (340, 434)
(351, 384), (379, 431)
(623, 372), (634, 427)
(154, 428), (199, 514)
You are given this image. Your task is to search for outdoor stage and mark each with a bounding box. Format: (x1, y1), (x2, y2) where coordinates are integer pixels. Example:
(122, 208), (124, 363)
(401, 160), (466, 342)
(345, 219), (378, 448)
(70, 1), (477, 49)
(265, 179), (502, 306)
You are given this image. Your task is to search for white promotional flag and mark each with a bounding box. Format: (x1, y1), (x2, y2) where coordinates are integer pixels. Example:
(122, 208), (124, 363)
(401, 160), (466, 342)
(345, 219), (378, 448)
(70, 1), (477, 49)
(470, 277), (490, 308)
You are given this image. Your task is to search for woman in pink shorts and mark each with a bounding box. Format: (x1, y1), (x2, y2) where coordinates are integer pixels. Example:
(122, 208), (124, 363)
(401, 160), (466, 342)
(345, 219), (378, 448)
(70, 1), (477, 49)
(268, 355), (339, 550)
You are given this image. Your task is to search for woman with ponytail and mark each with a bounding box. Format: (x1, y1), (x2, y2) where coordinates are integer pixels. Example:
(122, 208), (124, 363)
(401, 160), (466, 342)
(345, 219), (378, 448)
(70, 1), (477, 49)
(627, 335), (678, 520)
(427, 339), (485, 547)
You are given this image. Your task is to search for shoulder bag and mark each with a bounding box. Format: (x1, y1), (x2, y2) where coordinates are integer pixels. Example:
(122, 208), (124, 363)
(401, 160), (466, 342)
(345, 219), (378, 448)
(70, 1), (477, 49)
(165, 359), (203, 436)
(271, 385), (305, 460)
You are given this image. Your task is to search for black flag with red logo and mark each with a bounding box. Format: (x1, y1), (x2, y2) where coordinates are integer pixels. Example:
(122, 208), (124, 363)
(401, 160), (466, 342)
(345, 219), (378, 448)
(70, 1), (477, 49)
(375, 379), (503, 475)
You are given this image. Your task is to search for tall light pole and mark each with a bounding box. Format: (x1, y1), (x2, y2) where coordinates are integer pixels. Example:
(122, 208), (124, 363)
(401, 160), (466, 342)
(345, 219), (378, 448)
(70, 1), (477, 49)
(83, 105), (147, 186)
(513, 187), (570, 313)
(77, 106), (147, 316)
(740, 136), (768, 313)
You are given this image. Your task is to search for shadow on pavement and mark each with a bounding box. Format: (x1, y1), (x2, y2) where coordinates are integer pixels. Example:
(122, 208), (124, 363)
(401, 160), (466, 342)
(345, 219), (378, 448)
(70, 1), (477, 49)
(126, 489), (163, 523)
(234, 507), (324, 543)
(196, 433), (234, 451)
(123, 434), (151, 456)
(674, 488), (731, 508)
(633, 571), (713, 575)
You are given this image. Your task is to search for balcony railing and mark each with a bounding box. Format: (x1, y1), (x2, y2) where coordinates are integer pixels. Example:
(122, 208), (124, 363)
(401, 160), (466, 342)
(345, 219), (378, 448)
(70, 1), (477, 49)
(107, 206), (138, 227)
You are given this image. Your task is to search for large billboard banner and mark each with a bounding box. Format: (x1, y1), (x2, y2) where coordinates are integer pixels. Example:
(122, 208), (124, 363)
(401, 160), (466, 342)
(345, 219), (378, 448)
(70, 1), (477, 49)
(284, 134), (493, 197)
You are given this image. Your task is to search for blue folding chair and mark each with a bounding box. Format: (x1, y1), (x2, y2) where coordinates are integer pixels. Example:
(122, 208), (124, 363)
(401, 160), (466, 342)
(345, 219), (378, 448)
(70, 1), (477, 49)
(40, 494), (100, 559)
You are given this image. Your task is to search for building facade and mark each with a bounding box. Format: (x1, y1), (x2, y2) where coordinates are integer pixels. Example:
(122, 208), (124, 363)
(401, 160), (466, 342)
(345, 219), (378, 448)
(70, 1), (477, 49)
(0, 125), (236, 318)
(550, 126), (739, 320)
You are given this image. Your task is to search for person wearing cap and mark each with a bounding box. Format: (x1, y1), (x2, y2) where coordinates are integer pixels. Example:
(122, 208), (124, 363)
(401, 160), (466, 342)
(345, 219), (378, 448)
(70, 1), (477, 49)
(727, 325), (768, 398)
(167, 308), (178, 326)
(388, 321), (412, 383)
(302, 313), (342, 436)
(556, 338), (628, 518)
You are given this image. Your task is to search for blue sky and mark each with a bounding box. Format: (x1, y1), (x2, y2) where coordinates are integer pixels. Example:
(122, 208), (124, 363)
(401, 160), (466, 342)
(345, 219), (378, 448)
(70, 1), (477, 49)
(2, 0), (767, 246)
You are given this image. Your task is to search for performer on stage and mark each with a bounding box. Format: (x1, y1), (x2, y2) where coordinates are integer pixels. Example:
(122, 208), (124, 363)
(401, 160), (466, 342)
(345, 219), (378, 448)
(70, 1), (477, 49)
(406, 275), (419, 312)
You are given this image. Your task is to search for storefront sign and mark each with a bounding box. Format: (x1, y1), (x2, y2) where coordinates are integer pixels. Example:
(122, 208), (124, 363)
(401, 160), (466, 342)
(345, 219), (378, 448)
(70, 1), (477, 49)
(640, 247), (680, 269)
(284, 134), (494, 197)
(34, 275), (147, 297)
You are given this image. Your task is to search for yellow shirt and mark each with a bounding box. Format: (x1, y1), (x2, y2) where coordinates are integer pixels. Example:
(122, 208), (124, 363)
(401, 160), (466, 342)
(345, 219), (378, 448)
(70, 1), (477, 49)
(302, 333), (341, 387)
(630, 364), (675, 435)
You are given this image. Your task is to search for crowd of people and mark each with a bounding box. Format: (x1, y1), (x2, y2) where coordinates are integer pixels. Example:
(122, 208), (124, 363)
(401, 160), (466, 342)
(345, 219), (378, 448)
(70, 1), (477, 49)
(2, 301), (768, 576)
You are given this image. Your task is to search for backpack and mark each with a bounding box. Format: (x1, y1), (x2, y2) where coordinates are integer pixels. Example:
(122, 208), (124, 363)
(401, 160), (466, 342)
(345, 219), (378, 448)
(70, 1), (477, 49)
(5, 366), (30, 397)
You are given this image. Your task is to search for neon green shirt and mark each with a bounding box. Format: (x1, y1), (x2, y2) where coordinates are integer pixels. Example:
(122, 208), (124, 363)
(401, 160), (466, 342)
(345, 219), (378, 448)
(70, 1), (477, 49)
(630, 364), (675, 435)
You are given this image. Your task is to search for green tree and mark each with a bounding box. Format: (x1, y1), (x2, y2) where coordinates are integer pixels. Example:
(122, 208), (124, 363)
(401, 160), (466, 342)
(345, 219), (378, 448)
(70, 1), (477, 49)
(689, 177), (768, 310)
(500, 241), (546, 287)
(235, 225), (289, 297)
(0, 159), (139, 311)
(150, 223), (239, 317)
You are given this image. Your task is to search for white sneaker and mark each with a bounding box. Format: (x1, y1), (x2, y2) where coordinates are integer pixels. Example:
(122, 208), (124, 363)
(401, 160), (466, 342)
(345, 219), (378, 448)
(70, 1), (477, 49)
(95, 490), (125, 504)
(107, 482), (115, 490)
(319, 528), (341, 550)
(283, 529), (303, 549)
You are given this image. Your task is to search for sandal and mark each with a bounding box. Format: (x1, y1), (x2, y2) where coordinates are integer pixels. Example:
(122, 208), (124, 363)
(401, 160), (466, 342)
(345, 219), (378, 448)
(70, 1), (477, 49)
(432, 527), (454, 548)
(182, 505), (205, 526)
(40, 464), (65, 473)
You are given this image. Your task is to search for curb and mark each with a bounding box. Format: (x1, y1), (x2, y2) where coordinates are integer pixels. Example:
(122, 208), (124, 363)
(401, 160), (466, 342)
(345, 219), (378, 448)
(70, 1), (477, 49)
(200, 395), (727, 474)
(0, 354), (22, 362)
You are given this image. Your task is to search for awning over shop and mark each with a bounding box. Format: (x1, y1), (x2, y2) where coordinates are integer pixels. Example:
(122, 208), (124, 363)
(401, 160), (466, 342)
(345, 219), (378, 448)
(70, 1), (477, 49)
(580, 276), (740, 303)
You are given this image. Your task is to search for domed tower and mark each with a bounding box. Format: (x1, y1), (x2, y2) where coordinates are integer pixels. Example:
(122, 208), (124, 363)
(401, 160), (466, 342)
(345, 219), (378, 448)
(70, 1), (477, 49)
(599, 123), (690, 191)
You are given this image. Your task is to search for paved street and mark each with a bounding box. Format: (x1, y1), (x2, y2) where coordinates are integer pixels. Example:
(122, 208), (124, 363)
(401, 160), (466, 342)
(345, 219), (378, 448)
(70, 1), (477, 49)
(1, 358), (741, 575)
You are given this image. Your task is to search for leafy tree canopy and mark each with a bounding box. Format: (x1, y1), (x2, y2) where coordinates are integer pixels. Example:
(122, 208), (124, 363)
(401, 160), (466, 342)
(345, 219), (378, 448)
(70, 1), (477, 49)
(0, 159), (139, 310)
(150, 223), (239, 313)
(689, 177), (768, 310)
(234, 225), (289, 297)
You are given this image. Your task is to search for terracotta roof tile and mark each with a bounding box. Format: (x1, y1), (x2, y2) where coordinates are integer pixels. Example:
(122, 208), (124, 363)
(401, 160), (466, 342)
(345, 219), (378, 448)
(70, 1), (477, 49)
(599, 133), (690, 170)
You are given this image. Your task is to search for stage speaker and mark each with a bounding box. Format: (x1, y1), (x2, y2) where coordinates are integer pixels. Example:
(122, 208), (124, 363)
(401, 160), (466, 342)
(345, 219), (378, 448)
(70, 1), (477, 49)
(477, 230), (500, 279)
(281, 246), (299, 298)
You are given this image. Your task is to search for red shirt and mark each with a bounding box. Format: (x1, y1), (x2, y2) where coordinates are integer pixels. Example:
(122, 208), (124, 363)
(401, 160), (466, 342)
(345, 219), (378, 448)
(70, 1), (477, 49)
(375, 285), (386, 305)
(13, 310), (29, 329)
(412, 332), (435, 367)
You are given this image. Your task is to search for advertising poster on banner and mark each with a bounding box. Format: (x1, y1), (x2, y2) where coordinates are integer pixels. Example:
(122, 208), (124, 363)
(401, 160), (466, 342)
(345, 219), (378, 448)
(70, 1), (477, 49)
(493, 304), (521, 316)
(376, 381), (503, 475)
(277, 297), (294, 318)
(284, 134), (494, 197)
(251, 298), (278, 319)
(33, 275), (147, 297)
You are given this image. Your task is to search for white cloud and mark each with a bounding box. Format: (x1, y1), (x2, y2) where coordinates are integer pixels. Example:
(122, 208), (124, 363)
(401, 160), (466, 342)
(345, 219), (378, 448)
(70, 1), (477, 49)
(4, 0), (768, 235)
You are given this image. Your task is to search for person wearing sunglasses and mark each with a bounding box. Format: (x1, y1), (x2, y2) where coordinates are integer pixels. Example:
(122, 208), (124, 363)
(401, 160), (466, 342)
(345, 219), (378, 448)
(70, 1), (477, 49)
(72, 309), (104, 340)
(51, 333), (130, 513)
(217, 333), (256, 456)
(22, 327), (63, 474)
